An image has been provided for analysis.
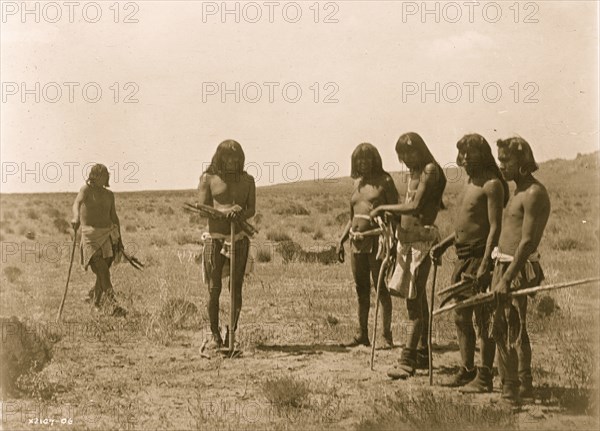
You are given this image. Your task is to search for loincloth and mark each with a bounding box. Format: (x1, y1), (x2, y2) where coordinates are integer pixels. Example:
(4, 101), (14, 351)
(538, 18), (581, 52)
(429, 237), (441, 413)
(450, 240), (488, 297)
(201, 232), (252, 284)
(387, 225), (440, 299)
(349, 227), (383, 255)
(80, 224), (121, 270)
(491, 248), (545, 350)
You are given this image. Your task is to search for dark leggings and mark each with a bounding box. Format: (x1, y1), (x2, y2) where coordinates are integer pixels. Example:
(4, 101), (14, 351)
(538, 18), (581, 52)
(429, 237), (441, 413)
(205, 237), (250, 337)
(405, 255), (431, 351)
(350, 251), (392, 338)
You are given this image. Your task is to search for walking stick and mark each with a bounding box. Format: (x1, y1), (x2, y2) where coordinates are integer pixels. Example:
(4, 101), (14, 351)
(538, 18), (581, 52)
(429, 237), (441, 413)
(370, 256), (387, 370)
(57, 226), (78, 322)
(229, 220), (236, 354)
(370, 216), (392, 370)
(428, 262), (438, 385)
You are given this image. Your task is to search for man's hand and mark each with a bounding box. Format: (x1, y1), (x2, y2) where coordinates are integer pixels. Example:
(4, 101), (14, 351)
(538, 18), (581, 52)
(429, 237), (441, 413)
(336, 242), (345, 263)
(369, 207), (382, 219)
(225, 204), (243, 221)
(474, 265), (492, 293)
(71, 219), (80, 231)
(429, 243), (446, 265)
(493, 278), (510, 303)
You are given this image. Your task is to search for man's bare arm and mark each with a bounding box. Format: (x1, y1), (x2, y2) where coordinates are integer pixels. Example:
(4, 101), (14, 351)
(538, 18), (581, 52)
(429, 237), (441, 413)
(241, 178), (256, 220)
(337, 203), (353, 263)
(430, 232), (455, 263)
(371, 163), (438, 216)
(71, 185), (87, 228)
(499, 186), (550, 286)
(109, 192), (121, 235)
(478, 179), (504, 277)
(197, 173), (212, 206)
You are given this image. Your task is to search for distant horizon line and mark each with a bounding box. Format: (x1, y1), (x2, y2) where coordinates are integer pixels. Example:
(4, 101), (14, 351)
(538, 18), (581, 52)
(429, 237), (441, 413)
(1, 150), (597, 196)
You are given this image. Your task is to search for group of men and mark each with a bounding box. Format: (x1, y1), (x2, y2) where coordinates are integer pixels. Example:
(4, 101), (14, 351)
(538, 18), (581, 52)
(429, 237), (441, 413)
(71, 134), (550, 406)
(336, 132), (550, 406)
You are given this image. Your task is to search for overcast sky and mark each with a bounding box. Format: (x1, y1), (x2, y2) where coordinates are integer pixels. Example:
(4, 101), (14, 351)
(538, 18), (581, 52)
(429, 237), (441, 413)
(1, 0), (598, 193)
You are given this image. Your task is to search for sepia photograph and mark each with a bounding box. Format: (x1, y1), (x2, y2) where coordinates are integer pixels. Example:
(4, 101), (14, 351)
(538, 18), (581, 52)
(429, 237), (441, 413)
(1, 1), (599, 429)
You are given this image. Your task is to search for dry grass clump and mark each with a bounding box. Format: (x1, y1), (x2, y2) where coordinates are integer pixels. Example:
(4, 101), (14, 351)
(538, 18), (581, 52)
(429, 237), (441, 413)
(357, 389), (516, 431)
(273, 202), (310, 216)
(261, 376), (311, 409)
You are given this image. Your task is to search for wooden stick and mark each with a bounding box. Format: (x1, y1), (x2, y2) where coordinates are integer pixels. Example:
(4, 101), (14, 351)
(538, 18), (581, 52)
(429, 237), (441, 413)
(437, 278), (472, 296)
(428, 263), (438, 385)
(433, 277), (600, 316)
(370, 251), (393, 370)
(57, 226), (78, 322)
(184, 203), (258, 237)
(229, 221), (236, 354)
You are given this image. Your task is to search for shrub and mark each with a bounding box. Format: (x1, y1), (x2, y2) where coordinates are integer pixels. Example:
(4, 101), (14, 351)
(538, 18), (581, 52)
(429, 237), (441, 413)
(124, 224), (137, 233)
(4, 266), (22, 283)
(53, 218), (70, 234)
(158, 206), (175, 216)
(298, 224), (313, 233)
(554, 237), (581, 251)
(276, 241), (303, 263)
(273, 203), (310, 216)
(188, 214), (205, 225)
(357, 389), (515, 431)
(174, 231), (198, 245)
(150, 236), (169, 247)
(144, 298), (198, 346)
(312, 228), (324, 240)
(159, 298), (198, 329)
(45, 207), (62, 219)
(261, 376), (311, 410)
(266, 229), (292, 242)
(300, 245), (337, 265)
(335, 212), (348, 225)
(1, 317), (54, 398)
(26, 209), (39, 220)
(256, 247), (272, 263)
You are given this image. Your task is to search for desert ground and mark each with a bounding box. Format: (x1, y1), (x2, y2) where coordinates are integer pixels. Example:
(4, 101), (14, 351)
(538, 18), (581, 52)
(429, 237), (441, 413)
(1, 153), (599, 430)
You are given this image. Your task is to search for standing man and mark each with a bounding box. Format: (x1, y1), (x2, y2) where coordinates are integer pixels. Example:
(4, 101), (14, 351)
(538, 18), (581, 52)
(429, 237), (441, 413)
(198, 140), (256, 349)
(72, 164), (123, 313)
(430, 134), (508, 391)
(492, 137), (550, 405)
(371, 132), (446, 379)
(337, 143), (399, 348)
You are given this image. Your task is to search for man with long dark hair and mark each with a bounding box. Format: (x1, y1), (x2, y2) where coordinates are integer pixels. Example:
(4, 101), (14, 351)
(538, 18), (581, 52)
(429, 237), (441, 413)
(431, 133), (508, 391)
(198, 140), (256, 349)
(71, 164), (123, 313)
(337, 143), (399, 348)
(492, 137), (550, 405)
(371, 132), (446, 379)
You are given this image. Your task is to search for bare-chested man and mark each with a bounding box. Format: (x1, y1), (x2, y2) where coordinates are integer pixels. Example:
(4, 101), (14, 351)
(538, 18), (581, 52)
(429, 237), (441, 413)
(371, 132), (446, 379)
(198, 140), (256, 349)
(430, 134), (508, 391)
(71, 164), (123, 312)
(337, 143), (399, 348)
(492, 137), (550, 405)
